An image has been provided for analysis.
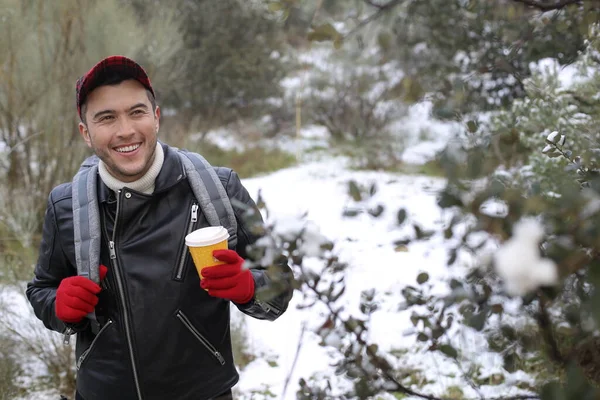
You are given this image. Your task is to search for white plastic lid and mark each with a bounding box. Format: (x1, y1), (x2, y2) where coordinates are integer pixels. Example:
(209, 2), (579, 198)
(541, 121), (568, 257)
(185, 226), (230, 247)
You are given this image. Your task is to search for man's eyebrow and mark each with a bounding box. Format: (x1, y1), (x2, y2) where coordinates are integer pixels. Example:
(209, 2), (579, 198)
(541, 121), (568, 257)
(128, 103), (149, 111)
(92, 109), (115, 121)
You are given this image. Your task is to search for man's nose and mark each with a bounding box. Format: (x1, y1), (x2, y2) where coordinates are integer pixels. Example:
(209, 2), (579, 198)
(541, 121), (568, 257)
(116, 116), (135, 137)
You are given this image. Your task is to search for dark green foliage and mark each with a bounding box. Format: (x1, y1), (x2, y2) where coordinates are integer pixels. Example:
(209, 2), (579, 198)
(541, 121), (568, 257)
(382, 0), (597, 116)
(157, 0), (292, 136)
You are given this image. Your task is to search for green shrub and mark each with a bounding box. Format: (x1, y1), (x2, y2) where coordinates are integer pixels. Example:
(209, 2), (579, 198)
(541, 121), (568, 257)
(153, 0), (292, 137)
(189, 141), (297, 178)
(0, 238), (37, 284)
(0, 335), (24, 400)
(395, 159), (447, 177)
(444, 386), (465, 399)
(0, 186), (40, 284)
(230, 316), (256, 370)
(302, 45), (407, 171)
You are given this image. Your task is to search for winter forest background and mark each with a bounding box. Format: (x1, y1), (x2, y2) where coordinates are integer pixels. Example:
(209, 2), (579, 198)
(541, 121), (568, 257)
(1, 0), (600, 399)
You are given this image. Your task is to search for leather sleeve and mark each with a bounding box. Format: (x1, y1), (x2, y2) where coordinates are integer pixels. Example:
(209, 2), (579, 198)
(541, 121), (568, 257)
(216, 168), (294, 321)
(25, 191), (82, 334)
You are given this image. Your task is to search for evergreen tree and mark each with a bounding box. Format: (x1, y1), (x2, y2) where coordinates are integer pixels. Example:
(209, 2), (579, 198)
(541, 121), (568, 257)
(158, 0), (293, 138)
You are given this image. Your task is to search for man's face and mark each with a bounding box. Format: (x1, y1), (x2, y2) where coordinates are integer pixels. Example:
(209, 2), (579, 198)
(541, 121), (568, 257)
(78, 79), (160, 183)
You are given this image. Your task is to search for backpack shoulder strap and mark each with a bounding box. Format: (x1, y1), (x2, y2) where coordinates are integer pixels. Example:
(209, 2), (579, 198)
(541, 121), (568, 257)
(72, 161), (101, 285)
(177, 150), (238, 249)
(72, 158), (102, 328)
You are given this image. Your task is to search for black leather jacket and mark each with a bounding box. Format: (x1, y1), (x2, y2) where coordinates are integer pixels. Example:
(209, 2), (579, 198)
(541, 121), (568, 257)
(26, 144), (293, 400)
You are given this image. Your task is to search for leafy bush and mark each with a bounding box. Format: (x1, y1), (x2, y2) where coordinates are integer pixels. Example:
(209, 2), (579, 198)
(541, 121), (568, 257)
(302, 45), (407, 170)
(152, 0), (292, 137)
(188, 140), (297, 179)
(480, 59), (600, 193)
(383, 0), (592, 116)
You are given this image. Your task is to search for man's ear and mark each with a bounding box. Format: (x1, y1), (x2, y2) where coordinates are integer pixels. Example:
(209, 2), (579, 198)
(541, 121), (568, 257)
(154, 106), (161, 133)
(78, 122), (92, 148)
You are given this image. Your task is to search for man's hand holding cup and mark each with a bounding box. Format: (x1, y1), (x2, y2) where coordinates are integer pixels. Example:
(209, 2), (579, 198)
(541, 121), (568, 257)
(185, 226), (255, 304)
(200, 249), (255, 304)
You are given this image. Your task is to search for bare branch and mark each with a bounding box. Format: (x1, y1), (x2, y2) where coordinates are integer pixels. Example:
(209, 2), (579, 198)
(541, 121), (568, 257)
(344, 0), (405, 39)
(510, 0), (583, 11)
(281, 322), (307, 399)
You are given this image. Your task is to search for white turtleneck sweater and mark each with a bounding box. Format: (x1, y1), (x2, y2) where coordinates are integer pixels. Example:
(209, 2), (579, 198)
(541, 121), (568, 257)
(98, 142), (164, 194)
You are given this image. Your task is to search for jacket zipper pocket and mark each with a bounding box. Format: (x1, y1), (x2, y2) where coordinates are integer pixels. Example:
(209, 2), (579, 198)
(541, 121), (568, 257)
(174, 203), (198, 281)
(255, 298), (281, 316)
(176, 310), (225, 366)
(76, 319), (114, 370)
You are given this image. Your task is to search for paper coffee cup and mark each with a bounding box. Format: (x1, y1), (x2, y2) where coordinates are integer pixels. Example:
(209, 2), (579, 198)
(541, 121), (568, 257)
(185, 226), (230, 279)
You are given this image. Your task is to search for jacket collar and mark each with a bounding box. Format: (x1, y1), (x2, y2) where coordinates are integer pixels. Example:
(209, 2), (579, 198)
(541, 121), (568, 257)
(97, 142), (185, 203)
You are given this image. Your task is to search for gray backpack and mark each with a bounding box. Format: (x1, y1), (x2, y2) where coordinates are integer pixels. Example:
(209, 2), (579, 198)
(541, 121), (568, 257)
(71, 147), (238, 287)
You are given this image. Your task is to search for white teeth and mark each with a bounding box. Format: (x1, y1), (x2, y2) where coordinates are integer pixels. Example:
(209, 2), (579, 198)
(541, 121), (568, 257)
(115, 144), (140, 153)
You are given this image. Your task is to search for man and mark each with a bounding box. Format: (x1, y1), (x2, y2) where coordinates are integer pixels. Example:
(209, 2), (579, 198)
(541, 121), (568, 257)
(26, 56), (293, 400)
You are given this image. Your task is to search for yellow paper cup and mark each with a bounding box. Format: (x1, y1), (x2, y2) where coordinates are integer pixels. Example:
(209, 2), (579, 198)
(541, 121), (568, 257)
(185, 226), (230, 281)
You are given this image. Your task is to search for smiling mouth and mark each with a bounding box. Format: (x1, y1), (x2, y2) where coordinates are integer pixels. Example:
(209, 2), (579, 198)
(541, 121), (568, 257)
(114, 143), (141, 153)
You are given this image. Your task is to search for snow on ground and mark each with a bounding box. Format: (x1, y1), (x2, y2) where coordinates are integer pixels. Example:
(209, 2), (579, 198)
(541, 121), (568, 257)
(231, 153), (533, 399)
(0, 284), (65, 400)
(234, 158), (446, 398)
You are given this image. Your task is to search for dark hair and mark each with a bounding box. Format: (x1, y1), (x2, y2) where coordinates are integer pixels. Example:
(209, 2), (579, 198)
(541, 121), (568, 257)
(80, 73), (157, 124)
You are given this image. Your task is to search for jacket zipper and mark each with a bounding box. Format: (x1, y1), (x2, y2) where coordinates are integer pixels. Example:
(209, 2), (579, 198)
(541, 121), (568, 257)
(63, 327), (73, 345)
(255, 298), (281, 316)
(176, 310), (226, 366)
(175, 203), (198, 281)
(76, 319), (114, 370)
(109, 191), (144, 400)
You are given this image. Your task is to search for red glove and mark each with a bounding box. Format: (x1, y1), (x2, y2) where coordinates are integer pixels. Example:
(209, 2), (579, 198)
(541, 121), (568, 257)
(55, 265), (108, 323)
(200, 250), (255, 304)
